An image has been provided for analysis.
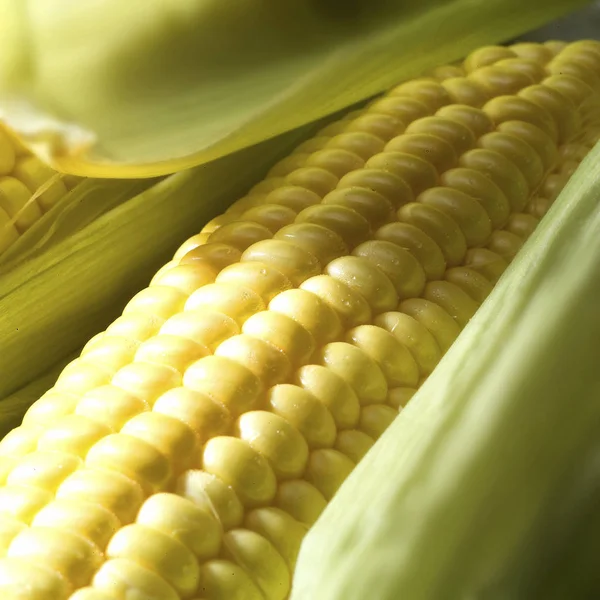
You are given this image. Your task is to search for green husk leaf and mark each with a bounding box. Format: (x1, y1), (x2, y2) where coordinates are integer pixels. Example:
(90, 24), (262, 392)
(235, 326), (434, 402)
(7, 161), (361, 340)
(0, 119), (319, 403)
(0, 177), (157, 270)
(292, 142), (600, 599)
(0, 0), (586, 178)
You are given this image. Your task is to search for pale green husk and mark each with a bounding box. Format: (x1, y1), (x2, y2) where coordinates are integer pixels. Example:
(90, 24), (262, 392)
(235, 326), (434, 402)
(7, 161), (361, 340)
(0, 0), (586, 177)
(292, 143), (600, 599)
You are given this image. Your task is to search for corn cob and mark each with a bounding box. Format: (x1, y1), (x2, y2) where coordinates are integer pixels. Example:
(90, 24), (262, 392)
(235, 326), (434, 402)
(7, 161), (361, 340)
(0, 128), (80, 255)
(0, 39), (598, 600)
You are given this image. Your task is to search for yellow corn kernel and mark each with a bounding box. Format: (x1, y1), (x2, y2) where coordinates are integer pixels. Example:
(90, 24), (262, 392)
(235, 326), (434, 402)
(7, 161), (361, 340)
(468, 63), (534, 96)
(304, 448), (355, 501)
(476, 131), (545, 189)
(0, 516), (26, 557)
(387, 387), (418, 410)
(505, 213), (539, 240)
(422, 280), (480, 328)
(267, 384), (336, 449)
(0, 558), (70, 600)
(200, 559), (264, 600)
(327, 131), (387, 162)
(176, 470), (245, 531)
(85, 434), (171, 492)
(54, 360), (113, 396)
(151, 262), (218, 295)
(0, 485), (53, 524)
(111, 361), (182, 405)
(123, 286), (188, 320)
(106, 523), (201, 597)
(92, 558), (179, 600)
(345, 325), (419, 388)
(375, 221), (446, 280)
(121, 412), (198, 474)
(385, 133), (457, 173)
(352, 239), (427, 300)
(366, 152), (438, 196)
(369, 96), (431, 126)
(36, 415), (111, 457)
(242, 204), (297, 233)
(337, 167), (414, 208)
(305, 148), (364, 178)
(483, 95), (558, 141)
(285, 166), (338, 197)
(210, 220), (273, 251)
(75, 385), (147, 431)
(398, 202), (467, 266)
(344, 113), (405, 141)
(134, 334), (209, 373)
(510, 42), (553, 64)
(222, 528), (290, 600)
(459, 148), (529, 212)
(325, 255), (399, 314)
(390, 78), (452, 111)
(185, 283), (265, 326)
(215, 334), (292, 388)
(32, 499), (120, 550)
(153, 387), (231, 443)
(56, 470), (141, 527)
(236, 411), (308, 480)
(184, 355), (263, 416)
(374, 311), (442, 376)
(136, 493), (222, 560)
(322, 187), (395, 229)
(275, 479), (328, 526)
(487, 229), (524, 260)
(297, 203), (370, 248)
(81, 335), (141, 372)
(7, 451), (81, 493)
(417, 187), (492, 247)
(294, 364), (361, 430)
(436, 105), (494, 138)
(464, 247), (509, 284)
(441, 77), (491, 107)
(202, 437), (277, 507)
(161, 309), (239, 352)
(463, 45), (517, 72)
(8, 527), (102, 589)
(400, 298), (462, 353)
(334, 429), (376, 463)
(440, 167), (510, 228)
(245, 507), (308, 571)
(217, 262), (292, 303)
(0, 424), (44, 456)
(106, 313), (165, 342)
(359, 404), (399, 439)
(300, 274), (371, 328)
(444, 267), (494, 304)
(318, 341), (388, 406)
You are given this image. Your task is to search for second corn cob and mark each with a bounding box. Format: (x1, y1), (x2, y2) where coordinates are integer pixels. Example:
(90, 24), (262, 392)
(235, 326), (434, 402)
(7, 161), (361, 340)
(0, 128), (80, 255)
(0, 39), (598, 600)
